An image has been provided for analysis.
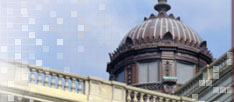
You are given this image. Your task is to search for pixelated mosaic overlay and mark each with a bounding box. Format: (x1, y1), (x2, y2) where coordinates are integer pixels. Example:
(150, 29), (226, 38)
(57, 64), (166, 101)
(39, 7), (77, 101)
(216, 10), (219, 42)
(0, 0), (232, 101)
(0, 0), (109, 101)
(0, 0), (114, 78)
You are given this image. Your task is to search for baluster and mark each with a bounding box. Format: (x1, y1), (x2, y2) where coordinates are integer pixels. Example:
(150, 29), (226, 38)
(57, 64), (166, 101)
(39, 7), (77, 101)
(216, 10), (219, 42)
(64, 76), (70, 91)
(58, 75), (63, 89)
(140, 93), (144, 102)
(145, 95), (150, 102)
(37, 70), (42, 85)
(78, 79), (83, 93)
(159, 97), (164, 102)
(30, 69), (36, 83)
(127, 90), (132, 102)
(51, 73), (56, 88)
(133, 91), (138, 102)
(152, 96), (157, 102)
(44, 72), (50, 86)
(171, 100), (177, 102)
(71, 78), (77, 92)
(165, 98), (170, 102)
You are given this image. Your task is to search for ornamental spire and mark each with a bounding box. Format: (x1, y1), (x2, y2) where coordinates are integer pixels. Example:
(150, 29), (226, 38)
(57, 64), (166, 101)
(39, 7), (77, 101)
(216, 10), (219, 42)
(154, 0), (171, 16)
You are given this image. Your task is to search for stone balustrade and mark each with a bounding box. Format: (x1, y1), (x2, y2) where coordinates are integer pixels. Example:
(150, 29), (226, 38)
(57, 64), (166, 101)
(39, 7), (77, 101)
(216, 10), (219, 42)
(0, 60), (196, 102)
(28, 65), (87, 94)
(125, 85), (194, 102)
(175, 51), (233, 96)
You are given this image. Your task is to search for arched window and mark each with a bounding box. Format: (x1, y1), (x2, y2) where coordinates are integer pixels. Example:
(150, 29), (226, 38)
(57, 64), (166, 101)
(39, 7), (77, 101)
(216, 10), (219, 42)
(125, 37), (133, 45)
(163, 32), (173, 40)
(200, 41), (207, 49)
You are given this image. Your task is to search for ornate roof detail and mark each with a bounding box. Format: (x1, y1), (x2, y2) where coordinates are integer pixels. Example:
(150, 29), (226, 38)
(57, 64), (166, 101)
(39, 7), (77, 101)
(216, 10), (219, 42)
(144, 0), (180, 21)
(120, 18), (203, 46)
(107, 1), (214, 92)
(155, 0), (171, 16)
(123, 0), (203, 48)
(110, 37), (212, 61)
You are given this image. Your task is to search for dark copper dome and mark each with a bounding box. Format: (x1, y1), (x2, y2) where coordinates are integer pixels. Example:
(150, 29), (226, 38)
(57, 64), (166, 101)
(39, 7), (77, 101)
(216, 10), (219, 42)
(120, 17), (203, 46)
(107, 0), (213, 93)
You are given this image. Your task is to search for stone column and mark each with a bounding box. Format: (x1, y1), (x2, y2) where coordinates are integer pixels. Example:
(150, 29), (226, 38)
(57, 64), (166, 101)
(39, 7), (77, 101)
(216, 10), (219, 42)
(58, 75), (63, 89)
(51, 73), (56, 88)
(44, 72), (50, 86)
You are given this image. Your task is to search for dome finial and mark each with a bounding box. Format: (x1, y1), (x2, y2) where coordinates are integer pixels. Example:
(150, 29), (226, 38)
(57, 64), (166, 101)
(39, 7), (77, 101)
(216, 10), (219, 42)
(154, 0), (171, 16)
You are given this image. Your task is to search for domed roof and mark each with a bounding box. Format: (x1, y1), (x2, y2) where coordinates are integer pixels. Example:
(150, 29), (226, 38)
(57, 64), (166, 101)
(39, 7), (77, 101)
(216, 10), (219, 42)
(107, 0), (213, 82)
(120, 0), (204, 47)
(120, 17), (203, 46)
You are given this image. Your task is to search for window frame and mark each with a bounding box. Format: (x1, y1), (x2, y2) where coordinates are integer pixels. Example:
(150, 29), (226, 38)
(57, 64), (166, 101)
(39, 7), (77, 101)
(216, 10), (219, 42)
(138, 61), (159, 84)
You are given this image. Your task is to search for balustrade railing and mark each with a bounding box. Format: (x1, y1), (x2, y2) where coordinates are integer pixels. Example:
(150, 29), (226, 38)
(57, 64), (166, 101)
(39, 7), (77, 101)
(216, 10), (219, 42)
(125, 85), (194, 102)
(27, 64), (195, 102)
(0, 59), (196, 102)
(28, 65), (87, 94)
(175, 51), (233, 96)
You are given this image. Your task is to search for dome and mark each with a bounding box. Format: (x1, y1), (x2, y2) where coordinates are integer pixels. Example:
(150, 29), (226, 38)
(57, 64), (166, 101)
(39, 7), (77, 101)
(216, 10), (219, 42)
(107, 0), (213, 93)
(120, 17), (203, 46)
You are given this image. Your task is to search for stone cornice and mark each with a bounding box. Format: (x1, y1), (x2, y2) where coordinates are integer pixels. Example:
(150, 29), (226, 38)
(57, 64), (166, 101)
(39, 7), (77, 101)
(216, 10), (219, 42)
(107, 40), (213, 73)
(110, 39), (212, 61)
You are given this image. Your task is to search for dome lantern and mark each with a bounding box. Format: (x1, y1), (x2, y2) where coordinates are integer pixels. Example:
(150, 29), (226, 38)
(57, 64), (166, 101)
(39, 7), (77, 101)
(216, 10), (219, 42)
(154, 0), (171, 16)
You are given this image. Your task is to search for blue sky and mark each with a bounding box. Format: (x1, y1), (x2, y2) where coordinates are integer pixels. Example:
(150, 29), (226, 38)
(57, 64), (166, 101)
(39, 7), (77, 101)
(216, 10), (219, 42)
(0, 0), (231, 79)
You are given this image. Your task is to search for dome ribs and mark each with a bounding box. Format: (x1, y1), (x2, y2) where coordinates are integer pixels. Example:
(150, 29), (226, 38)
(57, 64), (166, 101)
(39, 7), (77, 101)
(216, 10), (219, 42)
(165, 18), (169, 33)
(187, 26), (198, 43)
(130, 25), (140, 38)
(120, 18), (205, 47)
(182, 23), (192, 42)
(116, 17), (212, 59)
(132, 23), (142, 39)
(168, 18), (175, 39)
(171, 18), (180, 40)
(142, 20), (151, 39)
(136, 21), (147, 39)
(156, 18), (162, 39)
(159, 18), (165, 38)
(153, 18), (160, 38)
(147, 20), (155, 39)
(177, 20), (187, 42)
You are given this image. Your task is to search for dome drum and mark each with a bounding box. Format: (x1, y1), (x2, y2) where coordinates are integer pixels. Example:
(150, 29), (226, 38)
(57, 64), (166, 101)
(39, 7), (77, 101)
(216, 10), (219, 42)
(109, 37), (212, 61)
(107, 45), (211, 74)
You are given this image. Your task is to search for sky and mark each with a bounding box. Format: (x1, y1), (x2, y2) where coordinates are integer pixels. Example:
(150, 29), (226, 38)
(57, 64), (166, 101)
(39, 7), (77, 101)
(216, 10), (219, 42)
(0, 0), (231, 80)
